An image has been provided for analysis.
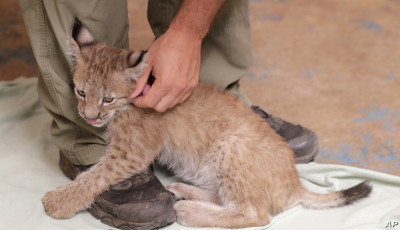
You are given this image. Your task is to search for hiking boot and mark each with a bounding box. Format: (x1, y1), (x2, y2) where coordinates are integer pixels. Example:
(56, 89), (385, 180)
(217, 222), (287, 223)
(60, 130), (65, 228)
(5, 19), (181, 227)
(251, 106), (319, 163)
(59, 152), (176, 230)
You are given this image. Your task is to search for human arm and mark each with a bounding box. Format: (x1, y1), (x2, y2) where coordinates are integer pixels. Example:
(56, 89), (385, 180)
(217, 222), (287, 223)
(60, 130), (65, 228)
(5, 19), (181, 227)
(130, 0), (226, 112)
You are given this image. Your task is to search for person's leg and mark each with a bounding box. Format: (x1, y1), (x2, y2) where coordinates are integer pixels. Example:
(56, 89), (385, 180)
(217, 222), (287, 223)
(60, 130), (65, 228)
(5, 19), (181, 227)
(20, 0), (130, 165)
(148, 0), (319, 163)
(20, 0), (175, 228)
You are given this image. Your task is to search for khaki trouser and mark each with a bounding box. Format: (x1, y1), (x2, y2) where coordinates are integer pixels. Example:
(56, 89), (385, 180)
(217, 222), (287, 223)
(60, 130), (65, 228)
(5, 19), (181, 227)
(20, 0), (253, 165)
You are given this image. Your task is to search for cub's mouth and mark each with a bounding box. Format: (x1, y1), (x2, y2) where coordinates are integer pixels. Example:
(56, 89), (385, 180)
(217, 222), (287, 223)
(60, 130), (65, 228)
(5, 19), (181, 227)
(78, 110), (112, 128)
(85, 118), (109, 127)
(85, 118), (106, 127)
(86, 119), (100, 125)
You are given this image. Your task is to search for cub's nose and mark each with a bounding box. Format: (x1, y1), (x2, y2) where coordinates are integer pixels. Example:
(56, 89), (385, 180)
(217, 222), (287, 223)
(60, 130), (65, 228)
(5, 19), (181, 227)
(83, 112), (100, 121)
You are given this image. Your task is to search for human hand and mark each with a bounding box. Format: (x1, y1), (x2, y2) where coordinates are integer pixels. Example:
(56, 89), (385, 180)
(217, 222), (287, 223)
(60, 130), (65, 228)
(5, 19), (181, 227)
(130, 28), (201, 112)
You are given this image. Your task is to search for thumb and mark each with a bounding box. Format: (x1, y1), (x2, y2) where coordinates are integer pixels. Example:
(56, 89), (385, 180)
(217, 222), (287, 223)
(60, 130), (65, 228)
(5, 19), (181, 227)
(130, 65), (152, 99)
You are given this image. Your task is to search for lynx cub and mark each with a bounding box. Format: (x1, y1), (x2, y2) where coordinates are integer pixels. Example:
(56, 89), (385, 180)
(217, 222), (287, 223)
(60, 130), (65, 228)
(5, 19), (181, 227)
(42, 20), (371, 228)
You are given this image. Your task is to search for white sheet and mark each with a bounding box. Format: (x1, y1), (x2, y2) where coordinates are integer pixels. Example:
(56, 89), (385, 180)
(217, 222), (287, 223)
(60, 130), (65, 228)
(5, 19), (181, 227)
(1, 78), (399, 230)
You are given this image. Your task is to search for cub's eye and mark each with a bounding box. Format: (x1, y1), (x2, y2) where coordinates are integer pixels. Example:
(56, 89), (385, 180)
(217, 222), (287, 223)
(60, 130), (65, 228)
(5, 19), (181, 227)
(103, 97), (115, 104)
(76, 89), (85, 97)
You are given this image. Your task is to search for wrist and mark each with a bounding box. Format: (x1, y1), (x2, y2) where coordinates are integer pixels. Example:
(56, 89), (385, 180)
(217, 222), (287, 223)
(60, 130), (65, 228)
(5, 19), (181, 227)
(164, 27), (203, 45)
(168, 21), (206, 41)
(168, 0), (226, 40)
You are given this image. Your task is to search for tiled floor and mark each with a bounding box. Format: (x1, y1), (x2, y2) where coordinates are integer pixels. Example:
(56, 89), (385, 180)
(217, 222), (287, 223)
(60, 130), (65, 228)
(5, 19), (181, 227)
(1, 0), (399, 175)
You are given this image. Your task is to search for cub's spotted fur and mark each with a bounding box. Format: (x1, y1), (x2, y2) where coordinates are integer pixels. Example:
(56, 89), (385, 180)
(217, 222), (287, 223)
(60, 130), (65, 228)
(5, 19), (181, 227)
(42, 20), (372, 228)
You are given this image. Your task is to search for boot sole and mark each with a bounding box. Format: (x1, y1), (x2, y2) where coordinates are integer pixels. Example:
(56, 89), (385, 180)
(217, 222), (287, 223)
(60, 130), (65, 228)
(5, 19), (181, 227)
(88, 202), (176, 230)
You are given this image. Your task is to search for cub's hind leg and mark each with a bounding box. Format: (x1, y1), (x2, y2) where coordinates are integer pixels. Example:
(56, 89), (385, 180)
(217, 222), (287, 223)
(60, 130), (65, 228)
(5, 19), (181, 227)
(166, 182), (220, 204)
(174, 200), (270, 228)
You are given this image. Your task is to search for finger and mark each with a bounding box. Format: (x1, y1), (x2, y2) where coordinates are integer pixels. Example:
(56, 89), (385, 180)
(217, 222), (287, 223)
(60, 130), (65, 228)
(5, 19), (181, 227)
(154, 94), (176, 112)
(174, 79), (198, 105)
(170, 89), (188, 108)
(152, 79), (187, 111)
(178, 91), (193, 104)
(129, 65), (152, 99)
(163, 79), (192, 109)
(142, 84), (151, 96)
(133, 79), (166, 108)
(131, 84), (151, 104)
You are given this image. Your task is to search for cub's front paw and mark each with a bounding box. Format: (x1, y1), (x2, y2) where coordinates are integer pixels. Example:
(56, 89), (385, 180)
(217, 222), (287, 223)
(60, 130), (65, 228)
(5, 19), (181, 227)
(174, 200), (199, 227)
(42, 187), (78, 219)
(166, 183), (186, 201)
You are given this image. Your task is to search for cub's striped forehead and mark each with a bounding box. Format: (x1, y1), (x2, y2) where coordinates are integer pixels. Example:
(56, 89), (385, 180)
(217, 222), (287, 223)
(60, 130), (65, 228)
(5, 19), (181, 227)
(82, 44), (131, 72)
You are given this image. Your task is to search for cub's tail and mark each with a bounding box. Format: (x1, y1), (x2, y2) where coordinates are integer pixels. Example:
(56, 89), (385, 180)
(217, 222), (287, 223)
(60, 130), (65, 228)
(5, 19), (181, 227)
(297, 181), (372, 209)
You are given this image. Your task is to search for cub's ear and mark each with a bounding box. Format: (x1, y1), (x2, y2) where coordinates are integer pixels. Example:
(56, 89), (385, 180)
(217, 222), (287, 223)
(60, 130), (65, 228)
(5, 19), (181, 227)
(125, 51), (148, 81)
(71, 18), (95, 47)
(67, 18), (96, 64)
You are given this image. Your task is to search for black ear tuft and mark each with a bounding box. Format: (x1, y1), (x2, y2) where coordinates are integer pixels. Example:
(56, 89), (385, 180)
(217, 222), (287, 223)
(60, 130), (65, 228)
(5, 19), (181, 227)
(72, 18), (83, 42)
(71, 18), (95, 48)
